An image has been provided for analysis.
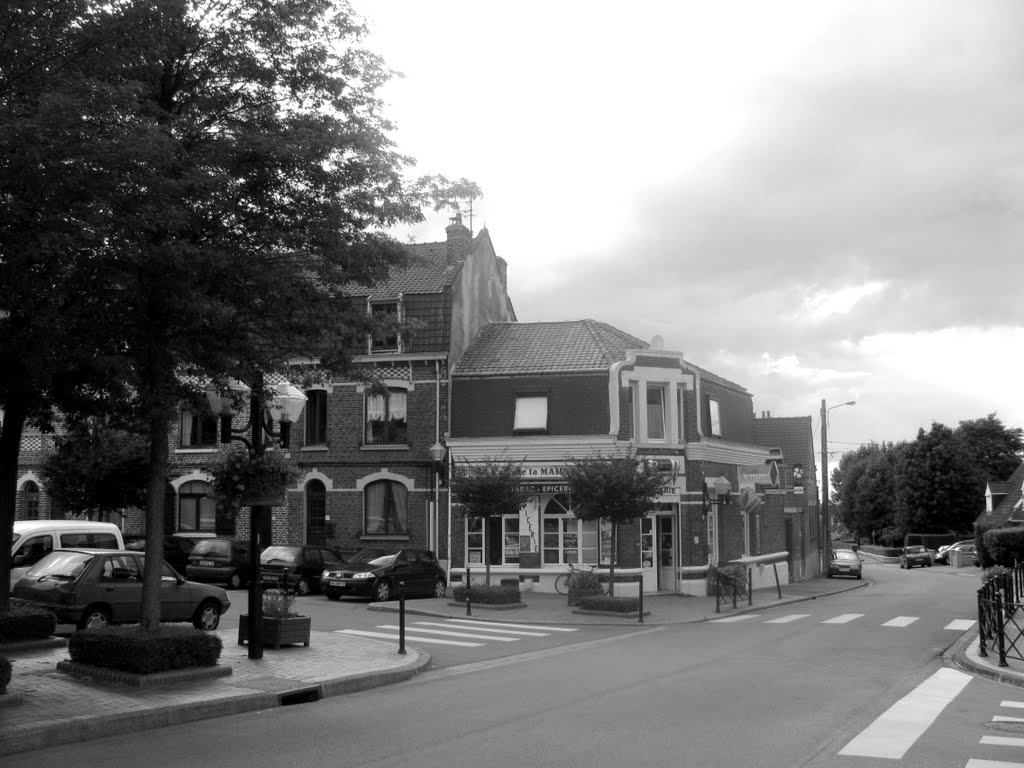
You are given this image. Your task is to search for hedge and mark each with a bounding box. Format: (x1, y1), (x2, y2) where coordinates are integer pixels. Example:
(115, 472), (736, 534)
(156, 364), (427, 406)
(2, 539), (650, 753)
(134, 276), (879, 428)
(576, 595), (639, 613)
(68, 625), (222, 674)
(0, 656), (10, 694)
(0, 606), (57, 643)
(982, 526), (1024, 568)
(451, 584), (521, 605)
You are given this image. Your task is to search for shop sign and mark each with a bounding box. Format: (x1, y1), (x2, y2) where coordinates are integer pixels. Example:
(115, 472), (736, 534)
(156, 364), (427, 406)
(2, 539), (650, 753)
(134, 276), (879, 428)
(519, 463), (568, 478)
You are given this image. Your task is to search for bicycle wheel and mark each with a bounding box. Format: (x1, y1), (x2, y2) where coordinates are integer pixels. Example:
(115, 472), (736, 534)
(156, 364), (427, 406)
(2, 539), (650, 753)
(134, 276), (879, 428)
(553, 573), (570, 595)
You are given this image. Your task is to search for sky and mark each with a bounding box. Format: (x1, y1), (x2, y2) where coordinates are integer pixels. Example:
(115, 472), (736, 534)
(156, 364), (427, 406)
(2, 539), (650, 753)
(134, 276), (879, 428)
(349, 0), (1024, 476)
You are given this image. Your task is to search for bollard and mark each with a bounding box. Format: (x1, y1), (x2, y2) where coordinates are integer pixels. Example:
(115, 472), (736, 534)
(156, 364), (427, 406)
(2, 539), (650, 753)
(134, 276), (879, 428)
(978, 590), (988, 658)
(465, 567), (472, 616)
(747, 568), (752, 607)
(996, 588), (1008, 667)
(637, 574), (644, 624)
(398, 581), (406, 655)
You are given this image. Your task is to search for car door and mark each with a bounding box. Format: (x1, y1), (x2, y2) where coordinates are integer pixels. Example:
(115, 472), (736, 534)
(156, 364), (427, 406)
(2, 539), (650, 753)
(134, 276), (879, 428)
(387, 551), (422, 595)
(302, 548), (323, 589)
(96, 553), (144, 624)
(155, 557), (193, 620)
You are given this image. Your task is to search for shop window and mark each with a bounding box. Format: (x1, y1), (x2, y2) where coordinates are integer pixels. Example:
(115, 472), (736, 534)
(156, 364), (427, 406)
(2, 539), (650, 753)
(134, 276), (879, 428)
(306, 479), (326, 545)
(708, 398), (721, 437)
(180, 408), (217, 447)
(304, 390), (327, 445)
(502, 516), (520, 564)
(641, 518), (654, 568)
(541, 494), (600, 564)
(466, 517), (483, 565)
(179, 481), (215, 532)
(514, 395), (547, 432)
(364, 479), (408, 535)
(369, 300), (401, 353)
(366, 388), (407, 445)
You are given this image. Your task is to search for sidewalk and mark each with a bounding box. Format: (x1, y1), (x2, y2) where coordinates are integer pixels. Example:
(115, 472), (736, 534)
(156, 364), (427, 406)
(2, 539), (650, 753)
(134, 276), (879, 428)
(0, 575), (999, 756)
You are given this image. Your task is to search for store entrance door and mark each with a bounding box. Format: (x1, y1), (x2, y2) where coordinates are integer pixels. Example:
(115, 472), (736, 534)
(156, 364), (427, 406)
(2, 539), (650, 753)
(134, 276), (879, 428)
(657, 515), (674, 591)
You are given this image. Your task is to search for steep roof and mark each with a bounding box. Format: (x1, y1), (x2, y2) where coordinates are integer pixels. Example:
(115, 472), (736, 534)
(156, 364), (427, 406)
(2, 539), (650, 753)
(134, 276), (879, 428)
(976, 460), (1024, 527)
(752, 415), (819, 486)
(453, 320), (648, 376)
(346, 240), (463, 299)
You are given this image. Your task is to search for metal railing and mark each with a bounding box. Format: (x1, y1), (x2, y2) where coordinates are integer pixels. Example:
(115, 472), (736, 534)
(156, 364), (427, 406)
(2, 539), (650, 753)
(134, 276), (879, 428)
(978, 565), (1024, 667)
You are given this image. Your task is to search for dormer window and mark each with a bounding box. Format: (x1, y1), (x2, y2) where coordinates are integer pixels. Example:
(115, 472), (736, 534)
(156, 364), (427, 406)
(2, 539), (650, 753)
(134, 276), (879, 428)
(646, 385), (666, 441)
(369, 300), (401, 353)
(514, 395), (548, 433)
(708, 398), (721, 437)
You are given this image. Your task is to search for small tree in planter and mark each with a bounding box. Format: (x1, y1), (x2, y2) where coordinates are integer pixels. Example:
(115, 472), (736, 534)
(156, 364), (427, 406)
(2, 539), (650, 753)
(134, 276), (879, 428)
(211, 445), (299, 518)
(450, 457), (532, 586)
(238, 589), (311, 649)
(562, 452), (669, 595)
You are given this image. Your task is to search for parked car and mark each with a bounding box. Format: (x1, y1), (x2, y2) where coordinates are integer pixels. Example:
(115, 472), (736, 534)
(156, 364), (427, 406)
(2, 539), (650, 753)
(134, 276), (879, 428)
(259, 545), (346, 595)
(934, 539), (975, 565)
(186, 538), (253, 589)
(321, 548), (447, 602)
(828, 549), (862, 579)
(124, 533), (212, 574)
(899, 545), (932, 569)
(11, 548), (230, 630)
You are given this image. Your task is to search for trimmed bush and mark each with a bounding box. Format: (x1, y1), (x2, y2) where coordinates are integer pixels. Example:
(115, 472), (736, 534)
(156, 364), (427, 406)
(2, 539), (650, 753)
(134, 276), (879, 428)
(577, 595), (639, 613)
(710, 563), (748, 597)
(451, 584), (521, 605)
(0, 655), (11, 694)
(0, 605), (57, 643)
(981, 564), (1011, 584)
(68, 625), (222, 674)
(983, 526), (1024, 568)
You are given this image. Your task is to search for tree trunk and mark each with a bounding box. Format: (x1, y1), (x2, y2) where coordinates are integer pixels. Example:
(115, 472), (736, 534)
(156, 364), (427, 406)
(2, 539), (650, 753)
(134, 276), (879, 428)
(0, 397), (28, 612)
(139, 404), (171, 631)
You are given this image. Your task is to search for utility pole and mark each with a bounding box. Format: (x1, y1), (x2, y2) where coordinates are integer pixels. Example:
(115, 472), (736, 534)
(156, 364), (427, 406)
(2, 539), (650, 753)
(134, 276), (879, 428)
(820, 398), (856, 575)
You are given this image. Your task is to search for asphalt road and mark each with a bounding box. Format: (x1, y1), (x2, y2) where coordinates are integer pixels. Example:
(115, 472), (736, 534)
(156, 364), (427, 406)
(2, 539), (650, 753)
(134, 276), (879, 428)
(30, 562), (1024, 768)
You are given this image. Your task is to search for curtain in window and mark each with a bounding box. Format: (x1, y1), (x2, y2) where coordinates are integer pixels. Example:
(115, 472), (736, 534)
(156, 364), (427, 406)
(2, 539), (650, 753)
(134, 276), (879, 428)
(389, 390), (407, 421)
(367, 394), (385, 422)
(365, 480), (407, 534)
(365, 481), (386, 533)
(181, 410), (194, 446)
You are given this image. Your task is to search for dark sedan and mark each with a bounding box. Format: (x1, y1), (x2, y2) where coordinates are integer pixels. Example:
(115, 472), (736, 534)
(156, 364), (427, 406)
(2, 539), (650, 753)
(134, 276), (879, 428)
(11, 548), (230, 630)
(827, 549), (862, 579)
(321, 548), (447, 602)
(899, 545), (932, 569)
(259, 545), (346, 595)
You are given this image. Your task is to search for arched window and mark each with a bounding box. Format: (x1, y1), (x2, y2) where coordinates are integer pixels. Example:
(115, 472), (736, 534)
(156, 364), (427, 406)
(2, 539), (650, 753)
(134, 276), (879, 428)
(364, 480), (408, 535)
(23, 481), (39, 520)
(179, 481), (215, 532)
(306, 480), (326, 545)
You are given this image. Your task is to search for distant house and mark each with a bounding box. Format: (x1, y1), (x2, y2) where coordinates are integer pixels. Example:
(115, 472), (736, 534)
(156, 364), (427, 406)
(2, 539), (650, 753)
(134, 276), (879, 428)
(975, 461), (1024, 529)
(446, 322), (809, 596)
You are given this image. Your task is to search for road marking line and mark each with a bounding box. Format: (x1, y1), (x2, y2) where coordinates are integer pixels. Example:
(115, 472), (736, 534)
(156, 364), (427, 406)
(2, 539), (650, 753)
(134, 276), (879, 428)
(822, 614), (864, 624)
(965, 761), (1024, 767)
(838, 667), (972, 759)
(993, 716), (1024, 723)
(413, 621), (550, 637)
(882, 616), (919, 627)
(445, 618), (578, 632)
(981, 736), (1024, 747)
(1002, 701), (1024, 709)
(764, 613), (811, 624)
(375, 624), (519, 641)
(708, 615), (760, 623)
(945, 619), (977, 631)
(333, 629), (483, 647)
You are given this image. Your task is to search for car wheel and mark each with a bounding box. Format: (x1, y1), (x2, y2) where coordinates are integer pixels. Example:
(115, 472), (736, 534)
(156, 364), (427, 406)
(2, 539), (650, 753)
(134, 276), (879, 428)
(432, 579), (447, 598)
(78, 605), (111, 631)
(325, 591), (341, 601)
(227, 571), (245, 590)
(295, 577), (311, 596)
(372, 579), (392, 602)
(192, 600), (221, 630)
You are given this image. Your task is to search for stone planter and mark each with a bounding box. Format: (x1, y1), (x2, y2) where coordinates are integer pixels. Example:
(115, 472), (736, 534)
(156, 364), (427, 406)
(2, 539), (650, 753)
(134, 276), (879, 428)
(238, 615), (311, 649)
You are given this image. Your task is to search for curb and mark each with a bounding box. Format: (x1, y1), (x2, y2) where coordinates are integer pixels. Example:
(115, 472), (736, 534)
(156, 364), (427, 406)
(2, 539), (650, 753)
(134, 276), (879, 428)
(947, 628), (1024, 689)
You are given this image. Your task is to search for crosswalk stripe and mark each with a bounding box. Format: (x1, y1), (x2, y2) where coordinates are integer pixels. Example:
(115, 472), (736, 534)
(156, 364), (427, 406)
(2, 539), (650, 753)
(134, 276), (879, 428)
(822, 614), (864, 624)
(764, 614), (810, 624)
(882, 616), (918, 627)
(413, 621), (550, 637)
(375, 624), (519, 642)
(993, 716), (1024, 723)
(965, 760), (1024, 767)
(334, 629), (483, 647)
(981, 736), (1024, 747)
(945, 619), (977, 631)
(838, 668), (972, 759)
(445, 618), (578, 632)
(709, 615), (760, 623)
(1001, 701), (1024, 709)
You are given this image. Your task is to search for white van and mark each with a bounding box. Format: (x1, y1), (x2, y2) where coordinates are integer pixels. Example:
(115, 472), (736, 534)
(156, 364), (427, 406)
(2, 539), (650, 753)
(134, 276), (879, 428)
(11, 520), (125, 584)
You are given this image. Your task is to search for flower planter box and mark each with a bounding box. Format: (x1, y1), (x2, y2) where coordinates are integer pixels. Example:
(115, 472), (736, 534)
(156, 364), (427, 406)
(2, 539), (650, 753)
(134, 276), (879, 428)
(237, 615), (311, 649)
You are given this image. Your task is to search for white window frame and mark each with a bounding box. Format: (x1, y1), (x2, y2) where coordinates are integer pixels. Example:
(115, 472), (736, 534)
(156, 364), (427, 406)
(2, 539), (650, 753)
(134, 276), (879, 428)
(646, 384), (667, 442)
(708, 398), (722, 437)
(368, 297), (402, 354)
(514, 395), (548, 432)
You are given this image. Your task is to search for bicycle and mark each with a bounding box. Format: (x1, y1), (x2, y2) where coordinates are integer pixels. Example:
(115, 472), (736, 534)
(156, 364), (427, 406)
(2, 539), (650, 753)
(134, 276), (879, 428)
(553, 562), (610, 595)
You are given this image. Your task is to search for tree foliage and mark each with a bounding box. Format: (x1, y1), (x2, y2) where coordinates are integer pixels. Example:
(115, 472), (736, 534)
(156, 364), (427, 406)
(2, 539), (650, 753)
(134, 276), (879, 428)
(562, 453), (668, 595)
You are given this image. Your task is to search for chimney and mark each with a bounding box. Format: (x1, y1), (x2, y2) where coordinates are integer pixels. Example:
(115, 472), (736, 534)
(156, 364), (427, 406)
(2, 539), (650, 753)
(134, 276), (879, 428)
(446, 212), (472, 264)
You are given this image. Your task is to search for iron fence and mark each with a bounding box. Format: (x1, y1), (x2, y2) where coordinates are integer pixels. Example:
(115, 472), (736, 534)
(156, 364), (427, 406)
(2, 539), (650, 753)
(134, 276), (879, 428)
(978, 565), (1024, 667)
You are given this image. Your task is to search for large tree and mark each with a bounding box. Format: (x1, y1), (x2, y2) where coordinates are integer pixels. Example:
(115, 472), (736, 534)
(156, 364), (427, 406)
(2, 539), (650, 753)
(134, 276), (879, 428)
(0, 0), (478, 622)
(450, 458), (532, 586)
(955, 413), (1024, 486)
(562, 453), (668, 596)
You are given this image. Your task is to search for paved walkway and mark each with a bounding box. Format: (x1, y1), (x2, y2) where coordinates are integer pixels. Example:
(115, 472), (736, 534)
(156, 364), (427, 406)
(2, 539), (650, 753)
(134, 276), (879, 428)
(0, 573), (1010, 756)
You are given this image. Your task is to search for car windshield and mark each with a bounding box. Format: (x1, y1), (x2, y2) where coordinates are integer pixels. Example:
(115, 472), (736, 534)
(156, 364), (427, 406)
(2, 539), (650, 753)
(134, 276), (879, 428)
(349, 549), (393, 565)
(908, 546), (927, 553)
(192, 540), (230, 557)
(834, 551), (858, 561)
(24, 551), (92, 580)
(261, 546), (300, 564)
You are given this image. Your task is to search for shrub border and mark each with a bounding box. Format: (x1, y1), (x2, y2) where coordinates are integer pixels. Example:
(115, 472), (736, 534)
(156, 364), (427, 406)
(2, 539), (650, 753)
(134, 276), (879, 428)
(56, 660), (232, 688)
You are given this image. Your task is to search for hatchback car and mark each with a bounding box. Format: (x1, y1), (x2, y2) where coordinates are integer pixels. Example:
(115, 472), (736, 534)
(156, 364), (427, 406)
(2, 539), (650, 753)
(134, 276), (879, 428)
(125, 533), (212, 574)
(828, 549), (862, 579)
(186, 538), (252, 589)
(321, 548), (447, 602)
(900, 545), (932, 569)
(259, 545), (346, 595)
(11, 548), (230, 630)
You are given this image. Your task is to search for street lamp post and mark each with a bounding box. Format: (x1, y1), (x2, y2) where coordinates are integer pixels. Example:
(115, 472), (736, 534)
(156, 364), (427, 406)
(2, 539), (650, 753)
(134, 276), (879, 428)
(206, 374), (307, 660)
(820, 398), (855, 574)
